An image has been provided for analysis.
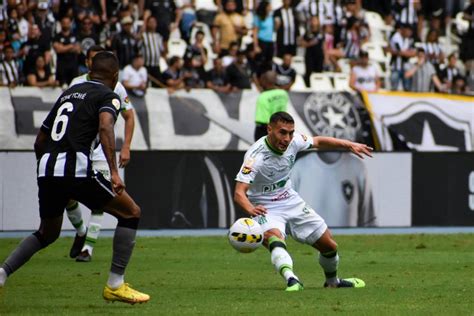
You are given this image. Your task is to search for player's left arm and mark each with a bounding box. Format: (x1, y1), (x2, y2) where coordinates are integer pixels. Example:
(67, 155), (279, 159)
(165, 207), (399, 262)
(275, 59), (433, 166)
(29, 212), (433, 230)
(34, 129), (49, 160)
(99, 111), (124, 195)
(312, 136), (373, 159)
(119, 109), (135, 168)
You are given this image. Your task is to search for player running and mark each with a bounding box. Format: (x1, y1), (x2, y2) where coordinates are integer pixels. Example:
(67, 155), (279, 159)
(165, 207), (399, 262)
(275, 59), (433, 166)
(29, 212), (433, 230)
(0, 52), (149, 304)
(66, 45), (135, 263)
(234, 111), (372, 291)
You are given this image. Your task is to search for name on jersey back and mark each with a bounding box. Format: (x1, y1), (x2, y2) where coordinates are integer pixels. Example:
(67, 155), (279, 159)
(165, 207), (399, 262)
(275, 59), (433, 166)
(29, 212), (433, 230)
(60, 92), (87, 103)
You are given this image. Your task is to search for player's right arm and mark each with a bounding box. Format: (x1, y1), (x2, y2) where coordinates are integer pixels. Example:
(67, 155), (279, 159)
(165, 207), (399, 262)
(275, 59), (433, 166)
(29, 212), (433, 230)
(234, 182), (267, 217)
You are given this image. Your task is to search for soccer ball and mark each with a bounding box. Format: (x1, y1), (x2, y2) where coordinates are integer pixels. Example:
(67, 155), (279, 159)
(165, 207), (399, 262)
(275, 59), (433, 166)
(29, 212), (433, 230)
(228, 218), (264, 253)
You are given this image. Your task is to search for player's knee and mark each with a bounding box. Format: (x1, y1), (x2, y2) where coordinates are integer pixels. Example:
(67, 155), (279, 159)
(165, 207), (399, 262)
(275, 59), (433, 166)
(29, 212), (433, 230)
(33, 230), (60, 248)
(129, 203), (141, 218)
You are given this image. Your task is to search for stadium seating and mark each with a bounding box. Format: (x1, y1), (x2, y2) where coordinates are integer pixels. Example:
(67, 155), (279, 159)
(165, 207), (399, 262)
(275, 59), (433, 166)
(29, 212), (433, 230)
(167, 39), (187, 58)
(332, 73), (352, 91)
(310, 73), (334, 91)
(291, 74), (311, 91)
(291, 56), (306, 76)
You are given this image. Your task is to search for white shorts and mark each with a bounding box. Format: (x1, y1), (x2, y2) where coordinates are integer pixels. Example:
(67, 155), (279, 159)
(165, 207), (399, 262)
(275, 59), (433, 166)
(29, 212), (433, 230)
(92, 160), (110, 181)
(254, 200), (328, 245)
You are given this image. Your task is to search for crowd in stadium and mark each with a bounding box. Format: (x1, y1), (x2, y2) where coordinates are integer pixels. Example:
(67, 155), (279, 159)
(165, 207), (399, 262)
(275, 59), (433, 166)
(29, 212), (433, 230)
(0, 0), (473, 95)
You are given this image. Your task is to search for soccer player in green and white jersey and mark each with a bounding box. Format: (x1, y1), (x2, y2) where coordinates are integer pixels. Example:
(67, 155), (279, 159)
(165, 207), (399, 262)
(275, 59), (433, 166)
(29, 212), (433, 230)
(235, 111), (372, 291)
(254, 71), (289, 141)
(66, 45), (135, 262)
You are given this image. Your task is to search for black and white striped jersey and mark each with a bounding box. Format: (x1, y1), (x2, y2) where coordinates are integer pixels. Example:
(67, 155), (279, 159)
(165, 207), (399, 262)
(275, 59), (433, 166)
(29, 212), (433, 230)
(38, 81), (121, 178)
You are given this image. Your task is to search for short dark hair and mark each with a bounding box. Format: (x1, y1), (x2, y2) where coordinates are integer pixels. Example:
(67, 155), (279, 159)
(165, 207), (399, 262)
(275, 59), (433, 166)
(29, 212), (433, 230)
(417, 47), (426, 54)
(91, 51), (119, 76)
(359, 50), (369, 58)
(168, 56), (181, 66)
(270, 112), (294, 125)
(86, 45), (105, 59)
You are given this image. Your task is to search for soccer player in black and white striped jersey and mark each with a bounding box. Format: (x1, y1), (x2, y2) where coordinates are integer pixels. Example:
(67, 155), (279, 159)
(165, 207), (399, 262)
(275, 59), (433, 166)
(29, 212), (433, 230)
(0, 52), (150, 304)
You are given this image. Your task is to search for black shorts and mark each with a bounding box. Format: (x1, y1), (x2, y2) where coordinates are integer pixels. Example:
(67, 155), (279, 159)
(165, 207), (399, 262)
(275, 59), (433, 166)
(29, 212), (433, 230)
(37, 173), (115, 219)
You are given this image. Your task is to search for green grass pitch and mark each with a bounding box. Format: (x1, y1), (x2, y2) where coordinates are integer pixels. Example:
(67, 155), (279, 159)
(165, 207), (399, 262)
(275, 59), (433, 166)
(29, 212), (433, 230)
(0, 233), (473, 315)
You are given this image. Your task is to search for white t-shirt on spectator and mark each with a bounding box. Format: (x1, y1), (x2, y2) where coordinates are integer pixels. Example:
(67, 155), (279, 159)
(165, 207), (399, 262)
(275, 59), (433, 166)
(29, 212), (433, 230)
(352, 64), (379, 92)
(122, 64), (148, 96)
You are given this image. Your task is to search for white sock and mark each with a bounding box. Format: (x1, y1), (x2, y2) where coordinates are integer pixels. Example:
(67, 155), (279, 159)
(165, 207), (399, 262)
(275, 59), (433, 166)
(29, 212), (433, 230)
(271, 247), (297, 282)
(0, 268), (7, 287)
(319, 251), (339, 285)
(81, 213), (103, 255)
(107, 272), (124, 290)
(66, 202), (86, 237)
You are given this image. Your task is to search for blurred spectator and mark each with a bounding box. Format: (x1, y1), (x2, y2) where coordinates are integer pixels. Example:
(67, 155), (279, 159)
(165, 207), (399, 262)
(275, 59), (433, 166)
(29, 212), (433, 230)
(122, 54), (148, 97)
(423, 29), (444, 69)
(77, 17), (100, 74)
(300, 16), (324, 86)
(461, 0), (474, 70)
(9, 3), (29, 43)
(141, 16), (165, 87)
(182, 56), (206, 88)
(226, 49), (252, 90)
(99, 0), (122, 24)
(323, 23), (339, 71)
(34, 2), (54, 45)
(297, 0), (344, 29)
(451, 75), (468, 95)
(420, 0), (445, 34)
(389, 23), (416, 91)
(111, 16), (140, 69)
(349, 50), (380, 92)
(253, 1), (274, 71)
(272, 53), (296, 91)
(391, 0), (422, 40)
(162, 56), (186, 90)
(361, 0), (391, 22)
(0, 45), (20, 87)
(206, 56), (232, 93)
(439, 53), (462, 90)
(216, 0), (248, 14)
(143, 0), (179, 42)
(74, 0), (101, 28)
(184, 30), (208, 73)
(0, 30), (7, 60)
(20, 24), (51, 77)
(26, 55), (57, 87)
(53, 16), (80, 86)
(274, 0), (299, 57)
(222, 41), (239, 66)
(177, 0), (197, 43)
(339, 16), (363, 60)
(212, 0), (247, 55)
(404, 48), (446, 92)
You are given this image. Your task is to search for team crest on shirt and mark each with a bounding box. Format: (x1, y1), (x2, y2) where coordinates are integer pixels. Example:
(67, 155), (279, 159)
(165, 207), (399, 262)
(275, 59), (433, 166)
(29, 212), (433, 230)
(112, 98), (121, 110)
(342, 180), (354, 203)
